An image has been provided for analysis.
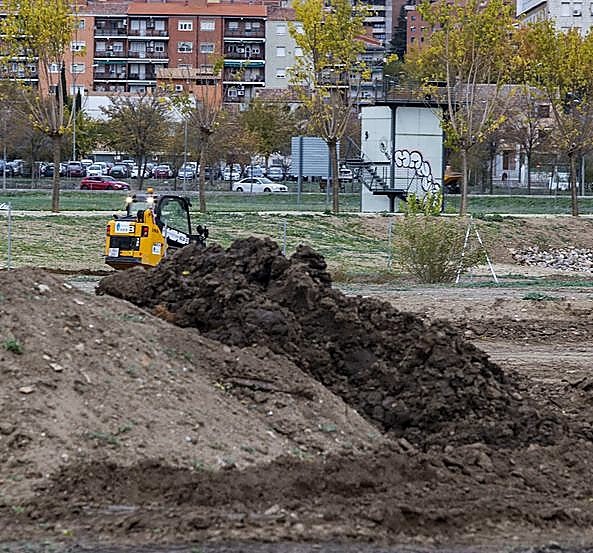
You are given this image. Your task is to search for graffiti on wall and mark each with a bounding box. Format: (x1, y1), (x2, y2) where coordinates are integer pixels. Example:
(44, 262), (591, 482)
(379, 141), (440, 193)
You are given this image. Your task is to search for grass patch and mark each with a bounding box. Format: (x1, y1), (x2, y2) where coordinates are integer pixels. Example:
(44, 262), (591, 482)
(3, 338), (23, 354)
(522, 291), (559, 301)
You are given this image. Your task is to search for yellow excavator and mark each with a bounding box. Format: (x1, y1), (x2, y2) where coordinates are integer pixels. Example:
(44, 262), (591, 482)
(104, 187), (208, 270)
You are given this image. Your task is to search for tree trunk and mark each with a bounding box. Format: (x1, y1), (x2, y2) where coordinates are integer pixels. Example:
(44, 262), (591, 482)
(138, 155), (144, 190)
(460, 147), (469, 216)
(570, 153), (579, 217)
(51, 135), (61, 213)
(526, 152), (531, 195)
(328, 139), (339, 214)
(198, 140), (207, 213)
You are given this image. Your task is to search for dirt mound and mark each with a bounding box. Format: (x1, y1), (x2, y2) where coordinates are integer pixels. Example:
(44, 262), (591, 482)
(97, 237), (563, 448)
(0, 268), (381, 502)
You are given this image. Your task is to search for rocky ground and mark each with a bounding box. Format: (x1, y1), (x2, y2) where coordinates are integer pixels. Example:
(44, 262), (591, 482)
(2, 226), (593, 552)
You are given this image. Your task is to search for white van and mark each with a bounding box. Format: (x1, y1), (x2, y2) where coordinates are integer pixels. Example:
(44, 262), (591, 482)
(549, 172), (570, 191)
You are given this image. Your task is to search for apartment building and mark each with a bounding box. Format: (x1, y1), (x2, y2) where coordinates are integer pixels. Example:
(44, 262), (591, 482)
(517, 0), (593, 28)
(2, 0), (387, 107)
(264, 7), (299, 89)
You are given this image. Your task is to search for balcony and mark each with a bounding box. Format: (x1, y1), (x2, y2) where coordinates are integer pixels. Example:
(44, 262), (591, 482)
(224, 51), (265, 61)
(224, 28), (265, 39)
(128, 72), (157, 80)
(127, 50), (168, 60)
(128, 29), (169, 38)
(93, 71), (127, 80)
(223, 69), (265, 83)
(95, 28), (128, 36)
(94, 50), (127, 59)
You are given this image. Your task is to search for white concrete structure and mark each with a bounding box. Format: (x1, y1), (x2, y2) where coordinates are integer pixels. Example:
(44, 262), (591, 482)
(360, 105), (443, 212)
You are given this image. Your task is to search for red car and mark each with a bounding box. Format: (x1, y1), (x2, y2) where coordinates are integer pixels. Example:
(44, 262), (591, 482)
(80, 175), (130, 191)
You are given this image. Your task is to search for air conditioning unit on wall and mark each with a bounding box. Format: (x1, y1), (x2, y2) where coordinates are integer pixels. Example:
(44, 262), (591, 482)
(573, 8), (582, 15)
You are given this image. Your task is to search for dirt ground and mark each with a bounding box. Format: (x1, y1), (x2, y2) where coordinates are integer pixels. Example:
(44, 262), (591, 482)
(3, 217), (593, 552)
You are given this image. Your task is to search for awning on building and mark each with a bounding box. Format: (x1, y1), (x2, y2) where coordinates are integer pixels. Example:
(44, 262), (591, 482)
(223, 60), (265, 68)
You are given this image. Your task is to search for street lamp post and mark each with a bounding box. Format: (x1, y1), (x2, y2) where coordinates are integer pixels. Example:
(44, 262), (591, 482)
(2, 117), (7, 190)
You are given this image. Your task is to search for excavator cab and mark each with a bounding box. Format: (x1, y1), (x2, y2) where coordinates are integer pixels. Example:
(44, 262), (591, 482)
(105, 188), (208, 270)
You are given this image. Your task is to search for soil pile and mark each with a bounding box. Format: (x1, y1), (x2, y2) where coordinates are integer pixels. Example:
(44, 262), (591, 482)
(97, 237), (563, 448)
(0, 268), (380, 501)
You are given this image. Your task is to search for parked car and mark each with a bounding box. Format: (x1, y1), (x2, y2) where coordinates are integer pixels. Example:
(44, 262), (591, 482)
(267, 166), (285, 181)
(222, 164), (242, 181)
(9, 159), (26, 176)
(153, 164), (174, 179)
(109, 164), (131, 178)
(232, 177), (288, 193)
(178, 166), (196, 180)
(80, 175), (130, 191)
(80, 159), (94, 168)
(243, 165), (265, 178)
(87, 163), (108, 177)
(40, 162), (67, 177)
(339, 167), (353, 183)
(130, 165), (152, 179)
(66, 161), (86, 177)
(0, 160), (14, 177)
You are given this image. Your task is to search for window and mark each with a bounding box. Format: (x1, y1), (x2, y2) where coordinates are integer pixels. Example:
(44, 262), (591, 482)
(154, 20), (165, 31)
(178, 20), (193, 31)
(294, 46), (303, 57)
(70, 41), (86, 52)
(502, 150), (516, 171)
(537, 104), (550, 118)
(49, 62), (60, 73)
(200, 19), (215, 31)
(561, 1), (570, 15)
(77, 19), (85, 30)
(251, 21), (260, 29)
(112, 42), (124, 52)
(178, 41), (193, 53)
(228, 21), (239, 30)
(293, 22), (304, 34)
(276, 23), (287, 35)
(200, 64), (214, 73)
(276, 45), (286, 57)
(275, 68), (286, 78)
(200, 42), (215, 53)
(154, 43), (165, 53)
(96, 41), (106, 52)
(71, 63), (85, 73)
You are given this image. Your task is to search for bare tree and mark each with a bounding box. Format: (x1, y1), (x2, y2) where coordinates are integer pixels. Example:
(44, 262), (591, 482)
(0, 0), (77, 211)
(101, 90), (172, 189)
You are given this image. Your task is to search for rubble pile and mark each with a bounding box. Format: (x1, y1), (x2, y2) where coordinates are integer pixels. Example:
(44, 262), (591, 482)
(511, 246), (593, 273)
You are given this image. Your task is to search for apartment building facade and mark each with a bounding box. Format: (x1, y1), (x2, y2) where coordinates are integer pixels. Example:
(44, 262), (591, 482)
(2, 0), (387, 107)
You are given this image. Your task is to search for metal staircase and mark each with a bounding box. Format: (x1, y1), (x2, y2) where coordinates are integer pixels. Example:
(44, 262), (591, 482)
(343, 138), (409, 212)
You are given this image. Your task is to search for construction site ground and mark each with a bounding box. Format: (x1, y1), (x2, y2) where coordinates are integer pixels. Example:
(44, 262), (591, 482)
(2, 216), (593, 553)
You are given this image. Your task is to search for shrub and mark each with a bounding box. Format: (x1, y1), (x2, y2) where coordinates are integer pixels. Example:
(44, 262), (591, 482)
(2, 338), (23, 354)
(393, 216), (486, 283)
(404, 190), (443, 216)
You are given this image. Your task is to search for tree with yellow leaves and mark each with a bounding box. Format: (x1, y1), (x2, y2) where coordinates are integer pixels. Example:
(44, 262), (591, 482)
(289, 0), (368, 214)
(407, 0), (516, 215)
(519, 21), (593, 216)
(0, 0), (77, 212)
